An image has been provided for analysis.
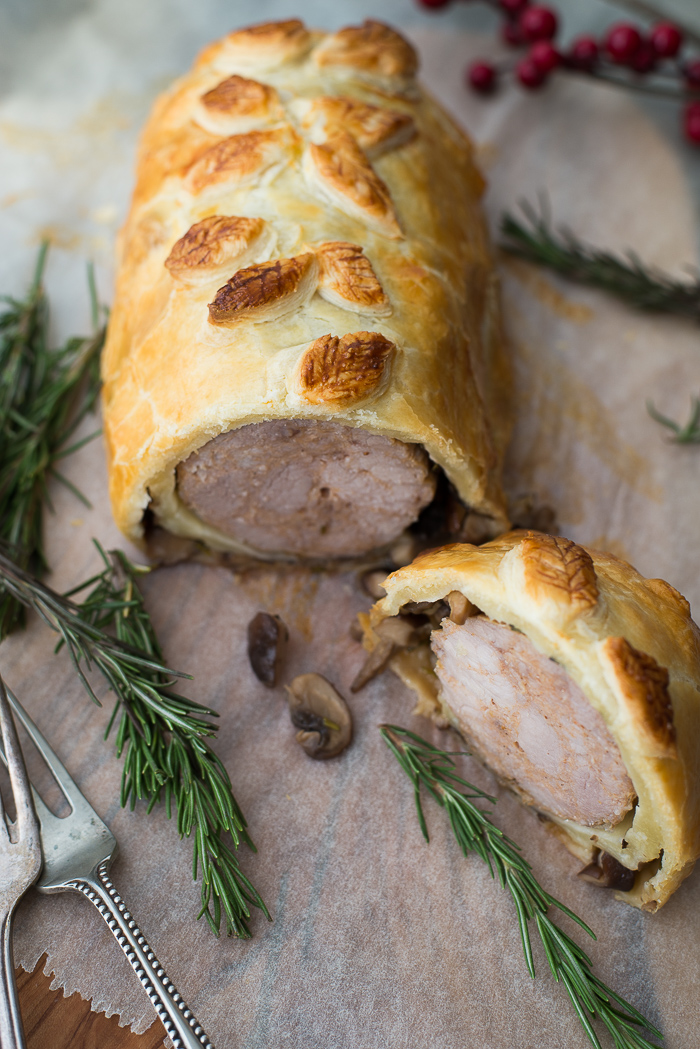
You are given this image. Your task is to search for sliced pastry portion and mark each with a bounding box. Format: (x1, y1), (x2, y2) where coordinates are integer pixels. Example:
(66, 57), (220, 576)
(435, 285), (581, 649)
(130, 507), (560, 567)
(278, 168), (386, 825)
(360, 531), (700, 911)
(102, 18), (510, 564)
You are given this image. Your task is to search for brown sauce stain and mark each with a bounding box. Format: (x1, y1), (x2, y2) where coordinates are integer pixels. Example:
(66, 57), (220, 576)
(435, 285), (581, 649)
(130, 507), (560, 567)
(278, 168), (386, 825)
(587, 535), (633, 563)
(238, 568), (321, 641)
(474, 141), (499, 172)
(0, 95), (135, 167)
(503, 324), (662, 515)
(31, 224), (82, 250)
(503, 256), (594, 324)
(1, 189), (34, 208)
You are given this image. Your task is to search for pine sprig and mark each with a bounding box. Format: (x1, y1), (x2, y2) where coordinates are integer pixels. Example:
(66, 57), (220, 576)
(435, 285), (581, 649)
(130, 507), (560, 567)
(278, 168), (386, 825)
(500, 201), (700, 322)
(0, 544), (269, 937)
(0, 243), (105, 638)
(380, 724), (663, 1049)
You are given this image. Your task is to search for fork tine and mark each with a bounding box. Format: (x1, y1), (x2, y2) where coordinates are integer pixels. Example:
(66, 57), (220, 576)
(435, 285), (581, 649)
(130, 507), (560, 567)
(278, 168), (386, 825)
(3, 686), (82, 813)
(0, 686), (213, 1048)
(0, 677), (37, 839)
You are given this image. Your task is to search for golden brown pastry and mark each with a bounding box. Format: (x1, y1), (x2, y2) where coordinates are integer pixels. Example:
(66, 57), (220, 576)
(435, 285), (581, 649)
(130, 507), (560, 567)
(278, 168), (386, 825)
(102, 18), (510, 563)
(361, 531), (700, 910)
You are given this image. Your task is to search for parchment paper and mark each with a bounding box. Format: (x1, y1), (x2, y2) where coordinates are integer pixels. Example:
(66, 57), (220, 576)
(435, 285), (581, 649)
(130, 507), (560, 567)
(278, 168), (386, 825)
(1, 2), (700, 1046)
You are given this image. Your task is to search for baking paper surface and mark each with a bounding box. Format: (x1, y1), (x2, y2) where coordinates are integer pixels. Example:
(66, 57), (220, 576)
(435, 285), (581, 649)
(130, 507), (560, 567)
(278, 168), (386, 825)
(1, 3), (700, 1046)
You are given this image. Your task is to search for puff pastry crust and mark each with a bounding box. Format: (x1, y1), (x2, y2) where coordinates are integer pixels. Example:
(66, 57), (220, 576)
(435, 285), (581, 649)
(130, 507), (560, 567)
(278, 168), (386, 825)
(102, 18), (510, 558)
(363, 531), (700, 910)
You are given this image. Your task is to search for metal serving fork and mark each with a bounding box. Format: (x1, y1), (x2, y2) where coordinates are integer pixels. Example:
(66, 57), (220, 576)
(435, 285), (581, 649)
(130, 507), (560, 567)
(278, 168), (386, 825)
(1, 683), (215, 1049)
(0, 677), (42, 1049)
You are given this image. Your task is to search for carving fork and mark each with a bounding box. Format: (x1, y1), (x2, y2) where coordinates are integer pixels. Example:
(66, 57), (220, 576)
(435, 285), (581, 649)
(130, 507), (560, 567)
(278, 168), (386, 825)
(0, 682), (214, 1049)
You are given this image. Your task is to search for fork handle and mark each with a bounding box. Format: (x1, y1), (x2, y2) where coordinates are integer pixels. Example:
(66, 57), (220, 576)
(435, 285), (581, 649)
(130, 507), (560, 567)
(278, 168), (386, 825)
(70, 862), (214, 1049)
(0, 909), (26, 1049)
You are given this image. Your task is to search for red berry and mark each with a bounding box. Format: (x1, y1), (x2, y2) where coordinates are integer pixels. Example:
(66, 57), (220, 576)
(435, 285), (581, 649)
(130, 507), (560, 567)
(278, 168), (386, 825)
(501, 21), (524, 46)
(685, 102), (700, 144)
(529, 40), (560, 72)
(630, 40), (657, 73)
(417, 0), (451, 7)
(498, 0), (529, 14)
(604, 23), (642, 64)
(566, 35), (599, 70)
(517, 56), (548, 88)
(683, 59), (700, 87)
(468, 61), (497, 93)
(650, 22), (683, 58)
(519, 5), (558, 42)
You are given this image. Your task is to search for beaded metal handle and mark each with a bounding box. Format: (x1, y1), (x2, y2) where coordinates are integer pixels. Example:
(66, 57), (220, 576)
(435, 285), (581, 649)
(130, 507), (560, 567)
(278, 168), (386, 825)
(70, 861), (214, 1049)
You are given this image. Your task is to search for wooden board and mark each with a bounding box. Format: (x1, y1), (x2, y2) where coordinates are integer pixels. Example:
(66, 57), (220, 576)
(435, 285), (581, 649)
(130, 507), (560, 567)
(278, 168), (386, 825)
(16, 958), (165, 1048)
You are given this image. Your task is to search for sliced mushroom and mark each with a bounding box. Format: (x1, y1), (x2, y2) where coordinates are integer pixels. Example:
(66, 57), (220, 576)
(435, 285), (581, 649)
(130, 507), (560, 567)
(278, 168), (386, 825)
(350, 614), (422, 693)
(247, 611), (288, 687)
(578, 850), (636, 891)
(446, 590), (479, 625)
(400, 599), (449, 625)
(286, 673), (352, 759)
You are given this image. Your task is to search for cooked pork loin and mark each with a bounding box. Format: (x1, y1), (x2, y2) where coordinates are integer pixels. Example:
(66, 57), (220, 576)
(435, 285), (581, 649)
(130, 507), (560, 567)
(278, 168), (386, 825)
(432, 617), (636, 826)
(176, 418), (436, 557)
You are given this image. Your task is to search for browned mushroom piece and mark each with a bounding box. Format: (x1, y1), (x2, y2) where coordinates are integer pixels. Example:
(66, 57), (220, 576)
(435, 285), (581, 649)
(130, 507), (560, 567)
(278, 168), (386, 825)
(286, 673), (352, 759)
(578, 851), (637, 892)
(350, 615), (423, 693)
(400, 599), (450, 626)
(247, 611), (288, 687)
(446, 590), (478, 625)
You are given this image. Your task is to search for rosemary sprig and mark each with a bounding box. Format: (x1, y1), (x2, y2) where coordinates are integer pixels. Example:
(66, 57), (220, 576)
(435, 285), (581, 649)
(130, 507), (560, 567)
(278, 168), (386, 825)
(381, 724), (663, 1049)
(500, 201), (700, 322)
(646, 397), (700, 443)
(0, 243), (105, 638)
(0, 544), (269, 937)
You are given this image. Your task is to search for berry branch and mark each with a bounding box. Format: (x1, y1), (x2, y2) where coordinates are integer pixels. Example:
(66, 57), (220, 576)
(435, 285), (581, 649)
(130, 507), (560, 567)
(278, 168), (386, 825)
(416, 0), (700, 143)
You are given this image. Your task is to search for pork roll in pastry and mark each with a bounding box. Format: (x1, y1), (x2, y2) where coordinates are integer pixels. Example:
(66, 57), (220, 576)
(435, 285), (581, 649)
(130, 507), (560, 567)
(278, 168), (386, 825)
(101, 18), (510, 564)
(360, 531), (700, 911)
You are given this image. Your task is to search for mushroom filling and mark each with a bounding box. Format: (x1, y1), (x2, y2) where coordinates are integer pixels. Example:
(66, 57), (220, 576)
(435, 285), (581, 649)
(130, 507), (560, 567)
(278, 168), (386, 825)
(286, 673), (353, 759)
(176, 418), (436, 557)
(431, 617), (637, 827)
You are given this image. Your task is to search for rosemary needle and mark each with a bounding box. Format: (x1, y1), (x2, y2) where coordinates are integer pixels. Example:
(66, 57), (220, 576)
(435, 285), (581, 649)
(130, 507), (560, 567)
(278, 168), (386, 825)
(380, 724), (663, 1049)
(0, 543), (269, 937)
(500, 201), (700, 323)
(0, 243), (104, 639)
(646, 398), (700, 444)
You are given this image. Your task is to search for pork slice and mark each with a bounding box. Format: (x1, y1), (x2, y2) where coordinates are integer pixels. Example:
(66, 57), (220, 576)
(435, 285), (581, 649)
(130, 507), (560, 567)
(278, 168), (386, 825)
(176, 418), (436, 557)
(432, 617), (636, 826)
